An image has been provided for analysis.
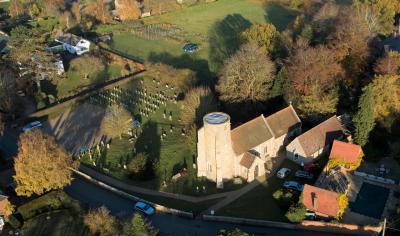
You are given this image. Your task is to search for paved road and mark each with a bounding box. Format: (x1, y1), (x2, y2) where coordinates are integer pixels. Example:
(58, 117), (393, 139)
(65, 177), (346, 236)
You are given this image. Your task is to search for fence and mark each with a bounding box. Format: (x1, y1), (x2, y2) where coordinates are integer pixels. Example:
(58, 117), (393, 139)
(354, 171), (396, 185)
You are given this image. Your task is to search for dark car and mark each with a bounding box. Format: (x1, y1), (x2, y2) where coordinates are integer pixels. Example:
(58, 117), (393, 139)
(182, 43), (199, 53)
(283, 181), (304, 192)
(304, 163), (321, 173)
(295, 170), (314, 180)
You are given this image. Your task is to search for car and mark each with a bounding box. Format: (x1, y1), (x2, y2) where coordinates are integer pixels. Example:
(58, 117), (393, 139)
(305, 210), (316, 220)
(277, 168), (291, 179)
(22, 121), (42, 132)
(283, 181), (304, 192)
(182, 43), (199, 53)
(134, 201), (155, 216)
(304, 163), (321, 173)
(295, 170), (314, 180)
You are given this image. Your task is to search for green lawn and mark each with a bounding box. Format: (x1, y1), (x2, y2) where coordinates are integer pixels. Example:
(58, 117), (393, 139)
(109, 0), (298, 81)
(217, 158), (322, 221)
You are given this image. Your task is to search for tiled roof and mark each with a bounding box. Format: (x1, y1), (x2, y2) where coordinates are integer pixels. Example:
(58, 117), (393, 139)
(239, 152), (256, 169)
(303, 184), (339, 217)
(297, 116), (344, 156)
(231, 115), (272, 155)
(265, 105), (301, 138)
(329, 140), (363, 164)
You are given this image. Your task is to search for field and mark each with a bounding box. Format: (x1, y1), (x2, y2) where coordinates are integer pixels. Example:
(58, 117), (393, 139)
(108, 0), (298, 82)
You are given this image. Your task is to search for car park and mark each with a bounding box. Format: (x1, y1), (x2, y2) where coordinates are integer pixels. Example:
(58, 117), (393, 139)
(295, 170), (314, 180)
(134, 201), (155, 216)
(283, 181), (304, 192)
(277, 168), (291, 179)
(22, 121), (42, 132)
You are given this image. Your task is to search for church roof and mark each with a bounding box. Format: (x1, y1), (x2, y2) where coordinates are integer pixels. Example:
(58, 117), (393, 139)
(239, 152), (256, 169)
(231, 106), (301, 155)
(231, 115), (272, 155)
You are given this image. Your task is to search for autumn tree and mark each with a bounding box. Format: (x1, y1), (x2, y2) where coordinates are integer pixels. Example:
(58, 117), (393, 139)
(101, 104), (132, 139)
(180, 87), (218, 126)
(240, 23), (283, 57)
(122, 213), (157, 236)
(370, 74), (400, 130)
(84, 206), (118, 236)
(374, 51), (400, 75)
(71, 2), (82, 25)
(285, 45), (342, 118)
(8, 0), (32, 18)
(328, 6), (375, 87)
(217, 42), (276, 103)
(116, 0), (141, 20)
(0, 66), (17, 113)
(353, 85), (375, 146)
(14, 130), (76, 197)
(41, 0), (66, 18)
(127, 153), (149, 178)
(85, 0), (113, 24)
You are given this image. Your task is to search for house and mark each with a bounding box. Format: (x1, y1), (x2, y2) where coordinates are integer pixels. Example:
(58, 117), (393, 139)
(197, 105), (301, 188)
(302, 184), (340, 219)
(286, 116), (345, 165)
(329, 140), (363, 169)
(55, 33), (90, 55)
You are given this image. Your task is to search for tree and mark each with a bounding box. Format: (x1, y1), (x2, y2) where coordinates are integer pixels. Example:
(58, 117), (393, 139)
(353, 85), (375, 146)
(240, 23), (283, 56)
(180, 87), (218, 126)
(85, 0), (113, 24)
(127, 153), (148, 178)
(217, 42), (276, 103)
(41, 0), (65, 18)
(3, 200), (15, 221)
(71, 2), (82, 25)
(122, 213), (157, 236)
(374, 51), (400, 75)
(84, 206), (118, 236)
(101, 104), (132, 139)
(0, 66), (17, 113)
(69, 55), (106, 79)
(285, 45), (342, 118)
(269, 66), (287, 98)
(217, 228), (249, 236)
(13, 130), (76, 196)
(116, 0), (141, 20)
(370, 75), (400, 130)
(285, 202), (307, 223)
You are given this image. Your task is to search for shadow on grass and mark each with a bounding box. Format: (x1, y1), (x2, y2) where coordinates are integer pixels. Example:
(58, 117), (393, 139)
(208, 14), (252, 72)
(264, 3), (299, 32)
(147, 52), (215, 86)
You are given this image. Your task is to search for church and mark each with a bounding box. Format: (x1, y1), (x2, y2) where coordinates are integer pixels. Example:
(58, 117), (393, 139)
(196, 105), (301, 188)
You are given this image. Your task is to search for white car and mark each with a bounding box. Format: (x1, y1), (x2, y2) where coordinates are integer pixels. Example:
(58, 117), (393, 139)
(277, 168), (291, 179)
(22, 121), (42, 132)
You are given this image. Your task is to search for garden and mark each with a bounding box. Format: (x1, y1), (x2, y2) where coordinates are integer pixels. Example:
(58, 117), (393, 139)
(7, 191), (88, 235)
(99, 0), (298, 83)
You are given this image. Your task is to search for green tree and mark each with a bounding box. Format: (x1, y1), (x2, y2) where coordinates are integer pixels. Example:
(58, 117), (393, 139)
(353, 85), (375, 146)
(14, 130), (76, 197)
(285, 202), (307, 223)
(217, 228), (249, 236)
(217, 42), (276, 103)
(180, 87), (218, 127)
(123, 213), (157, 236)
(240, 23), (283, 56)
(269, 66), (287, 98)
(127, 153), (148, 178)
(84, 206), (118, 236)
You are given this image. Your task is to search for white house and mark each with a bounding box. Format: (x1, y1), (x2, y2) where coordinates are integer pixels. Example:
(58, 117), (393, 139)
(197, 105), (301, 188)
(55, 33), (90, 55)
(286, 116), (345, 165)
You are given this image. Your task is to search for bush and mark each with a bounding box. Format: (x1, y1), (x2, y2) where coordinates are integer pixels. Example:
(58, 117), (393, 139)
(285, 202), (306, 223)
(127, 153), (149, 179)
(273, 189), (295, 208)
(69, 55), (106, 79)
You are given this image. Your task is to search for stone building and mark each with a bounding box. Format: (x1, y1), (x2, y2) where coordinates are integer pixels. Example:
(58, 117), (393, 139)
(197, 106), (301, 188)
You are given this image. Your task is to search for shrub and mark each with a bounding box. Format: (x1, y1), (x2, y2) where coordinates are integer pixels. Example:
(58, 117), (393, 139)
(285, 202), (306, 223)
(337, 194), (348, 220)
(127, 153), (149, 178)
(327, 152), (363, 171)
(273, 189), (295, 208)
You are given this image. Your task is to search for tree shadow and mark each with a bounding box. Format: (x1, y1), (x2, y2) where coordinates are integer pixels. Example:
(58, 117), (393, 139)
(264, 3), (299, 32)
(147, 52), (215, 86)
(40, 79), (59, 99)
(208, 14), (252, 72)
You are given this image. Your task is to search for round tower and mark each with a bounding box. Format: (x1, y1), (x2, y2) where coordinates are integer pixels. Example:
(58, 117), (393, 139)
(202, 112), (234, 189)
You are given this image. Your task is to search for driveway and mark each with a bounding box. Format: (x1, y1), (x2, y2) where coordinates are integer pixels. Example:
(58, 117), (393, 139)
(64, 177), (349, 236)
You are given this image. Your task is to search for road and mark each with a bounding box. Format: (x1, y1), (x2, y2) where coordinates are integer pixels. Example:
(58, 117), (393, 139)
(65, 177), (346, 236)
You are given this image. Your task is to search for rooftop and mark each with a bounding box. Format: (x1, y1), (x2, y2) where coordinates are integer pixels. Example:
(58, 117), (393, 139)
(329, 140), (363, 164)
(303, 184), (340, 218)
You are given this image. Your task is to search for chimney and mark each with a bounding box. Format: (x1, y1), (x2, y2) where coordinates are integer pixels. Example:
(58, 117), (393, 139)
(311, 192), (318, 210)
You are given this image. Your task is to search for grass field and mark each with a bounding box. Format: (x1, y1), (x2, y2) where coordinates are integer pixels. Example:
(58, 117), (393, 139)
(109, 0), (298, 81)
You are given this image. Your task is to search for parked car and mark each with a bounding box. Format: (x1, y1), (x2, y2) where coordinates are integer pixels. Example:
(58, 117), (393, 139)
(22, 121), (42, 132)
(304, 163), (321, 173)
(305, 210), (316, 220)
(134, 201), (155, 216)
(295, 170), (314, 180)
(277, 168), (291, 179)
(182, 43), (199, 53)
(283, 181), (304, 192)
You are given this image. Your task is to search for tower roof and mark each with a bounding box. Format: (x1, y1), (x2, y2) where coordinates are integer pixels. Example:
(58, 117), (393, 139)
(204, 112), (230, 125)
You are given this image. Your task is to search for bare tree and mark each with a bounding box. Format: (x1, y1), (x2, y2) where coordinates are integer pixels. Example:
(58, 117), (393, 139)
(84, 206), (118, 236)
(101, 104), (132, 139)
